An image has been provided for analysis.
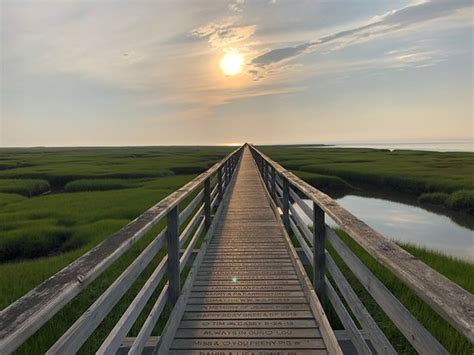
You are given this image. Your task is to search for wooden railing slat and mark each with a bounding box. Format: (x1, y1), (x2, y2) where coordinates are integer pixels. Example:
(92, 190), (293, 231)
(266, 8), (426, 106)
(128, 285), (168, 355)
(290, 187), (312, 219)
(179, 205), (204, 248)
(326, 228), (447, 354)
(46, 230), (166, 354)
(326, 253), (396, 354)
(178, 190), (203, 226)
(180, 219), (206, 272)
(96, 257), (168, 355)
(325, 278), (373, 354)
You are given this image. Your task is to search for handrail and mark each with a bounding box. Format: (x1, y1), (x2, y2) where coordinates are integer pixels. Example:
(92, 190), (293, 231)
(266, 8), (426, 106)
(249, 144), (474, 345)
(0, 145), (244, 354)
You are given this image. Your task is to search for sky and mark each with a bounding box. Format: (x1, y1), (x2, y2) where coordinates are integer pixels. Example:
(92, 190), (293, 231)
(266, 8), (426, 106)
(1, 0), (473, 146)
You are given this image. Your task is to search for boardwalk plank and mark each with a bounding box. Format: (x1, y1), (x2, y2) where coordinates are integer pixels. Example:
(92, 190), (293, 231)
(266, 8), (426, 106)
(170, 338), (326, 349)
(175, 328), (321, 338)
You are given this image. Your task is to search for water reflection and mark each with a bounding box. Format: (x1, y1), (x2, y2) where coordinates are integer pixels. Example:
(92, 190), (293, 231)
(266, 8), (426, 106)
(296, 196), (474, 262)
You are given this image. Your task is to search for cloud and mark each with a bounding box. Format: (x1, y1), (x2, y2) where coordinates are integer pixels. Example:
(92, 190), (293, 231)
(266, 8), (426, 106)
(190, 16), (256, 48)
(386, 47), (443, 68)
(229, 0), (245, 13)
(251, 0), (472, 67)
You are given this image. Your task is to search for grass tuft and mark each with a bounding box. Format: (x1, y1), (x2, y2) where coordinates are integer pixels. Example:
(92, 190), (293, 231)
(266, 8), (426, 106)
(0, 179), (50, 197)
(64, 179), (141, 192)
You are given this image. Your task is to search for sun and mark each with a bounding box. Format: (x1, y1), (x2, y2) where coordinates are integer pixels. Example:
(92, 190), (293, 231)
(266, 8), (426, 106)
(220, 52), (243, 76)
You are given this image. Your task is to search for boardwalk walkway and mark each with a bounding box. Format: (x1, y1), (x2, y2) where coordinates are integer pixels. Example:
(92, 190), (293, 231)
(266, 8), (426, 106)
(163, 148), (334, 354)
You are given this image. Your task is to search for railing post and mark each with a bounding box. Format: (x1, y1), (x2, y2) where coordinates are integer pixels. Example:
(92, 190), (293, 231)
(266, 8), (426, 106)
(313, 202), (326, 299)
(270, 167), (276, 198)
(204, 177), (211, 229)
(217, 167), (223, 204)
(226, 160), (230, 185)
(167, 205), (180, 306)
(282, 178), (290, 231)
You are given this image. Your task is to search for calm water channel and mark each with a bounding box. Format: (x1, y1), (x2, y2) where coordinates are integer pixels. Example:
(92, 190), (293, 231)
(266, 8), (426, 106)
(296, 194), (473, 262)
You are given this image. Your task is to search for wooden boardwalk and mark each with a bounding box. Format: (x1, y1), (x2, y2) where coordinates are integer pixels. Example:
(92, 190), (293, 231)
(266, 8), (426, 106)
(161, 148), (336, 354)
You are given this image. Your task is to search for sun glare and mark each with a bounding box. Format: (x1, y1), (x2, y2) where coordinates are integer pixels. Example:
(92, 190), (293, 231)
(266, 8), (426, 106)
(220, 52), (243, 76)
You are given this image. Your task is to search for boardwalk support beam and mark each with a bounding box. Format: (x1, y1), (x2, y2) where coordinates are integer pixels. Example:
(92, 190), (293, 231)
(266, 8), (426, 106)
(167, 206), (180, 306)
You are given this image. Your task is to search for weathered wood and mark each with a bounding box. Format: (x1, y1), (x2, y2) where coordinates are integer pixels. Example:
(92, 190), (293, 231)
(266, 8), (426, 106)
(180, 218), (205, 272)
(189, 291), (305, 298)
(217, 166), (223, 203)
(193, 279), (300, 286)
(187, 297), (309, 304)
(167, 205), (180, 306)
(326, 228), (447, 354)
(196, 275), (299, 281)
(169, 350), (325, 355)
(96, 257), (168, 354)
(250, 144), (474, 342)
(325, 278), (372, 354)
(185, 303), (309, 312)
(178, 205), (203, 248)
(270, 165), (276, 198)
(46, 230), (167, 354)
(290, 218), (312, 266)
(178, 189), (203, 226)
(204, 177), (211, 229)
(313, 202), (326, 298)
(182, 310), (314, 320)
(290, 203), (313, 243)
(175, 328), (321, 338)
(0, 146), (242, 354)
(282, 178), (290, 231)
(118, 336), (159, 355)
(290, 187), (312, 219)
(127, 286), (168, 355)
(326, 253), (396, 354)
(170, 338), (326, 350)
(179, 319), (318, 328)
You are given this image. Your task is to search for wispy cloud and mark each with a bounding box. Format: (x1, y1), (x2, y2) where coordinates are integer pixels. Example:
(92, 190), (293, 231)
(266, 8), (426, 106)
(190, 16), (256, 48)
(229, 0), (245, 13)
(250, 0), (472, 74)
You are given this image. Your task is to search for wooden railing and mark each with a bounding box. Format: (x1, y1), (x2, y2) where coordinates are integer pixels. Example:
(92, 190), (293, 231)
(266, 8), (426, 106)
(0, 146), (244, 354)
(250, 144), (474, 354)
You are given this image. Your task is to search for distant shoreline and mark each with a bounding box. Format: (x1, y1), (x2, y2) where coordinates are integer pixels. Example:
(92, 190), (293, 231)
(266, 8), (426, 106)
(284, 141), (474, 153)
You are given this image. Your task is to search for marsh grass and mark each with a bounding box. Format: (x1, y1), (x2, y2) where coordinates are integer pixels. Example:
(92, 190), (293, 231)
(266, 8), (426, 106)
(0, 179), (50, 196)
(259, 146), (474, 213)
(64, 178), (144, 192)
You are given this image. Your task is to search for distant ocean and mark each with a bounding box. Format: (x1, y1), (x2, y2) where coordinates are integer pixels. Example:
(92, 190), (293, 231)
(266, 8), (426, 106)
(305, 140), (474, 153)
